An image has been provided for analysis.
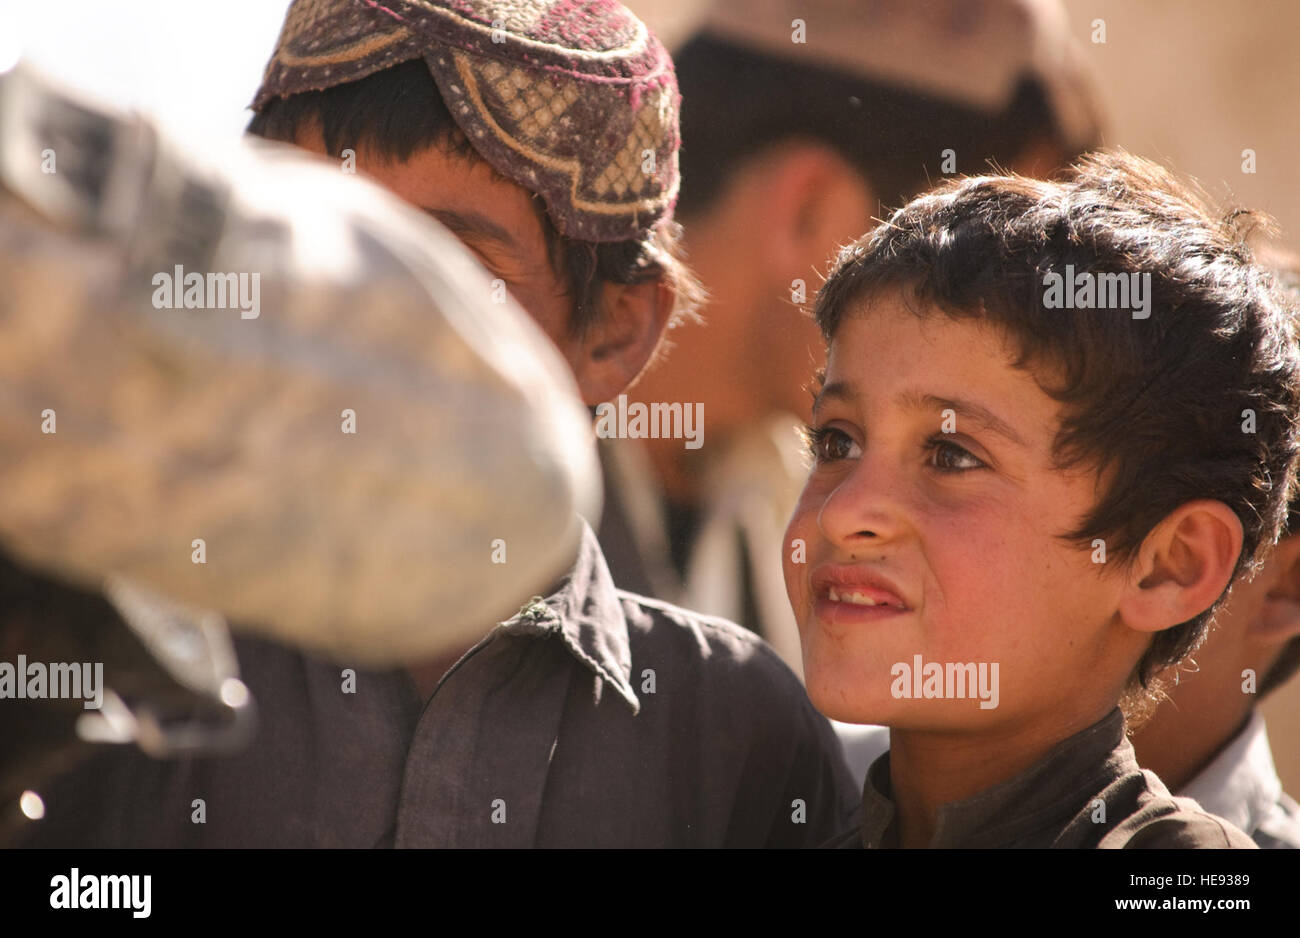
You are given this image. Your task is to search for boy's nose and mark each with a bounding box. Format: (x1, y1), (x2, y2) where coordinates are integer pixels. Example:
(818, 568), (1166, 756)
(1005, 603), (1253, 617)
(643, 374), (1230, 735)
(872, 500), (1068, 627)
(816, 453), (908, 552)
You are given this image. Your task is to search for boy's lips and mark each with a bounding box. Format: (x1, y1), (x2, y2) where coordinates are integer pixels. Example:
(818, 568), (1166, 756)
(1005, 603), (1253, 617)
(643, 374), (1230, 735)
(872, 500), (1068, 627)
(810, 564), (910, 625)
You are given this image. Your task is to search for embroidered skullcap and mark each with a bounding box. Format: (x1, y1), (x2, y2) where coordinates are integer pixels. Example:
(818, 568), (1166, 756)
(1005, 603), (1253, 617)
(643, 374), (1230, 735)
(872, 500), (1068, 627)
(253, 0), (680, 243)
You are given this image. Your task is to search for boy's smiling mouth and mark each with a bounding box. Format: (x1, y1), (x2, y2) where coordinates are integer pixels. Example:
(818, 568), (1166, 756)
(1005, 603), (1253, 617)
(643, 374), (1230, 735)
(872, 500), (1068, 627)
(811, 565), (910, 624)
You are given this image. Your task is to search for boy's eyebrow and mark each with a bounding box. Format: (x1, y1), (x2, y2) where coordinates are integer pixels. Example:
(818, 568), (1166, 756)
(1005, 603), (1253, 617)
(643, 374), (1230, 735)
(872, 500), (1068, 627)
(811, 378), (851, 418)
(812, 381), (1027, 447)
(422, 207), (522, 257)
(900, 391), (1027, 447)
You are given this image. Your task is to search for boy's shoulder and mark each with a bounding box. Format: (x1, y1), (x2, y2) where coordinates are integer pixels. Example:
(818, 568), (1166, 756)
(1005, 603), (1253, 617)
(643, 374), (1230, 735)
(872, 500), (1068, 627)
(616, 587), (810, 697)
(610, 588), (859, 839)
(541, 519), (848, 757)
(544, 517), (819, 710)
(1091, 770), (1258, 849)
(944, 710), (1261, 850)
(613, 586), (853, 755)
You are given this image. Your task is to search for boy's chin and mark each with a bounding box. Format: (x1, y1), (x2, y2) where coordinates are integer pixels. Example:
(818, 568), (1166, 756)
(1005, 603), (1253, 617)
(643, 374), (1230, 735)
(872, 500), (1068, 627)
(799, 636), (912, 724)
(803, 663), (1004, 730)
(802, 667), (896, 725)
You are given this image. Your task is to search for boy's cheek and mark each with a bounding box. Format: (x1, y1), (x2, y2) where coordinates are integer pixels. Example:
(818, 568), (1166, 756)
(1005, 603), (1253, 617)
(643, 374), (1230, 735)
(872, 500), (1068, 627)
(782, 506), (819, 614)
(780, 511), (811, 592)
(923, 545), (1100, 683)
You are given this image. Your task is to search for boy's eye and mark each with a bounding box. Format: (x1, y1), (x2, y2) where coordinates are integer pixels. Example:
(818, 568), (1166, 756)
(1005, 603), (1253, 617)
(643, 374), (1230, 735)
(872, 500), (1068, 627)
(804, 425), (862, 464)
(928, 438), (986, 472)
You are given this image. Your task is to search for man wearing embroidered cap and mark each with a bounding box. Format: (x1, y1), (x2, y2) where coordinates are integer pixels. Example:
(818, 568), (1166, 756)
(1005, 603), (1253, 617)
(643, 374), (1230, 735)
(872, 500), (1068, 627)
(31, 0), (855, 849)
(249, 0), (699, 403)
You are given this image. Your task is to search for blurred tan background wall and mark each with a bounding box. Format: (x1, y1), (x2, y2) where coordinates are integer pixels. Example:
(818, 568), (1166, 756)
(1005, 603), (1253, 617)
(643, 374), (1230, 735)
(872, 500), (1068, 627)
(628, 0), (1300, 794)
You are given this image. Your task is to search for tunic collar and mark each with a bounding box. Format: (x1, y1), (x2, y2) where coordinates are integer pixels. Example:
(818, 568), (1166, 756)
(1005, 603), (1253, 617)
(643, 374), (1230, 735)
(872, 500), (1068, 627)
(497, 517), (640, 714)
(860, 708), (1132, 848)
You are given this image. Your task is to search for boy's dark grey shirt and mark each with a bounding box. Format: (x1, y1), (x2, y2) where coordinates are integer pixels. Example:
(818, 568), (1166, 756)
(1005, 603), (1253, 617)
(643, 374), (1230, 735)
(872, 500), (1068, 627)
(829, 708), (1257, 848)
(31, 521), (858, 848)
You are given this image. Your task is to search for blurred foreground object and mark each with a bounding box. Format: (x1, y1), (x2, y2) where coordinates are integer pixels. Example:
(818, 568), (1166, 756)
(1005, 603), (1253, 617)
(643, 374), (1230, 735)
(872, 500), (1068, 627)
(0, 60), (601, 666)
(0, 551), (252, 834)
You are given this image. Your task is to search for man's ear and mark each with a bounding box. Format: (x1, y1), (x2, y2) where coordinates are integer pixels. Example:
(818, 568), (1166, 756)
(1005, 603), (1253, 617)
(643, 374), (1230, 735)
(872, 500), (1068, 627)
(568, 276), (673, 405)
(755, 143), (874, 279)
(1247, 533), (1300, 644)
(1117, 500), (1244, 634)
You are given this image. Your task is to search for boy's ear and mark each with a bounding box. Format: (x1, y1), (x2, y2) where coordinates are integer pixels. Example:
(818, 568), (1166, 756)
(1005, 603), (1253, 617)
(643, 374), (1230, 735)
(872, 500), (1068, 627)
(569, 277), (673, 405)
(1117, 500), (1243, 635)
(1247, 532), (1300, 644)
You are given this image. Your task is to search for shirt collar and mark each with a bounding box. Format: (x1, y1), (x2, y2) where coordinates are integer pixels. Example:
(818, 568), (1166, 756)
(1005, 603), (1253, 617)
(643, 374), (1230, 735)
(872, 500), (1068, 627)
(1178, 709), (1281, 837)
(496, 517), (640, 714)
(860, 708), (1132, 848)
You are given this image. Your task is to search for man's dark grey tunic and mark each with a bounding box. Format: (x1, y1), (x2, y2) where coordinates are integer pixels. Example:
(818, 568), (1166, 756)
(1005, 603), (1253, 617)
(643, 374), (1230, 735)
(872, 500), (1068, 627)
(31, 521), (857, 847)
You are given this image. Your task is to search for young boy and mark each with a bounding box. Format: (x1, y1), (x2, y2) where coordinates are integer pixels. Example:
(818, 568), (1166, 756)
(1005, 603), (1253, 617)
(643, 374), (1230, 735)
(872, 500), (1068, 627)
(595, 0), (1102, 677)
(785, 150), (1300, 848)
